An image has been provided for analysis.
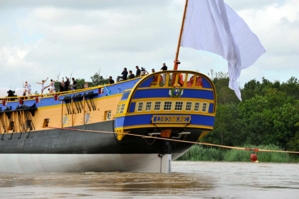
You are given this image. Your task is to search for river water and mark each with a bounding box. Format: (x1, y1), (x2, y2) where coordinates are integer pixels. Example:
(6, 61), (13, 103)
(0, 161), (298, 198)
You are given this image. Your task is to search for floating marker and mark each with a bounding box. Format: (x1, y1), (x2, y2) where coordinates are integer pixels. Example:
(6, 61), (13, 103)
(250, 152), (258, 162)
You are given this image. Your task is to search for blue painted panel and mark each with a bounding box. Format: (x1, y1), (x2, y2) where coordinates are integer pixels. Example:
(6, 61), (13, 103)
(209, 103), (214, 113)
(202, 78), (212, 89)
(129, 102), (135, 113)
(115, 116), (125, 128)
(115, 113), (215, 128)
(121, 91), (131, 101)
(133, 89), (214, 100)
(133, 89), (169, 99)
(139, 77), (154, 88)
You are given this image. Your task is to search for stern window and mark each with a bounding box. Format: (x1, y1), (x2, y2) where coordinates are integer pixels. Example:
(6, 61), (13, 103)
(137, 102), (143, 112)
(202, 103), (208, 112)
(185, 102), (192, 111)
(175, 101), (183, 111)
(116, 105), (121, 115)
(145, 102), (152, 111)
(164, 101), (172, 111)
(194, 102), (200, 112)
(154, 101), (161, 111)
(120, 104), (126, 114)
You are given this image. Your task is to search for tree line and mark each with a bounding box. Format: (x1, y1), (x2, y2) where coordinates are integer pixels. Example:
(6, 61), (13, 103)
(202, 70), (299, 152)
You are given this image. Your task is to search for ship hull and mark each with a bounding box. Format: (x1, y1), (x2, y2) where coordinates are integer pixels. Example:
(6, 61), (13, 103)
(0, 121), (192, 172)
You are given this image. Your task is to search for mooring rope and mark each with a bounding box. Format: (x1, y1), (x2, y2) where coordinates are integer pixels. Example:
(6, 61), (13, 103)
(47, 126), (299, 154)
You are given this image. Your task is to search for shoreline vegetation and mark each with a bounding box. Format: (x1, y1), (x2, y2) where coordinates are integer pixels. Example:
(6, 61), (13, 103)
(177, 144), (299, 162)
(179, 70), (299, 162)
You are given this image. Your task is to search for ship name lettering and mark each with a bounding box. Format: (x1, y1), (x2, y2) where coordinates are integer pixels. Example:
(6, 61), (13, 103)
(151, 115), (191, 124)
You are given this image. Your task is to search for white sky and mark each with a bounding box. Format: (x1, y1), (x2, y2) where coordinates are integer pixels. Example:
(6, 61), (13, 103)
(0, 0), (298, 93)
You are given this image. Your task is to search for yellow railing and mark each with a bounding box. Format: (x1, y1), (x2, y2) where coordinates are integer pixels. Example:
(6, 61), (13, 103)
(0, 76), (144, 101)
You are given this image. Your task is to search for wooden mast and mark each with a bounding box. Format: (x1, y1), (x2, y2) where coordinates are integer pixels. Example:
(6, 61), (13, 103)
(174, 0), (189, 70)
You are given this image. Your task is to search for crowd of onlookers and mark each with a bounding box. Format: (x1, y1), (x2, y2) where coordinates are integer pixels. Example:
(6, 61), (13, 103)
(22, 63), (168, 96)
(114, 63), (168, 83)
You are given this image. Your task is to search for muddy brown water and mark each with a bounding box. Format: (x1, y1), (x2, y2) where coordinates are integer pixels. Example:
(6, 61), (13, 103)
(0, 161), (298, 198)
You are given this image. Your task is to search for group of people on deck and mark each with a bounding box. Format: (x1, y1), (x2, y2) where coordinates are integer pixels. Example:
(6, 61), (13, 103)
(23, 63), (168, 97)
(117, 63), (168, 82)
(23, 77), (87, 97)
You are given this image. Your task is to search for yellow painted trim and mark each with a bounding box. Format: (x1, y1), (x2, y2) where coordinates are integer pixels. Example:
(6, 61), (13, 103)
(135, 87), (214, 91)
(183, 73), (188, 87)
(131, 98), (214, 104)
(115, 124), (213, 131)
(165, 73), (170, 87)
(123, 111), (215, 117)
(175, 73), (179, 84)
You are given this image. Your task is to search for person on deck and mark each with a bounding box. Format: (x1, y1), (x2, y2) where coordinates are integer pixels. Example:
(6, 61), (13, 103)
(152, 69), (155, 73)
(36, 77), (48, 94)
(109, 76), (115, 84)
(140, 67), (149, 76)
(128, 70), (135, 79)
(72, 78), (77, 90)
(122, 68), (128, 81)
(64, 77), (70, 91)
(161, 63), (167, 85)
(48, 79), (55, 93)
(25, 81), (32, 95)
(136, 66), (141, 77)
(84, 82), (89, 88)
(60, 78), (65, 92)
(161, 63), (167, 71)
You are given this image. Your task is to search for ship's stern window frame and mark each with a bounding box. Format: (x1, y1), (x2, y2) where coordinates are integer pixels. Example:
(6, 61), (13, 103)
(145, 102), (152, 111)
(120, 104), (126, 114)
(164, 101), (172, 111)
(136, 102), (144, 112)
(116, 105), (121, 115)
(174, 101), (184, 111)
(154, 101), (161, 111)
(194, 102), (200, 112)
(185, 102), (193, 111)
(202, 102), (208, 112)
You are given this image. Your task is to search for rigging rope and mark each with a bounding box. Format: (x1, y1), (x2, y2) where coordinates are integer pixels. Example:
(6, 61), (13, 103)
(47, 126), (299, 154)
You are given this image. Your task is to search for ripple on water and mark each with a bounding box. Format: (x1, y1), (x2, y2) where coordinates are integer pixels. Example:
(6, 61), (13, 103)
(0, 161), (298, 198)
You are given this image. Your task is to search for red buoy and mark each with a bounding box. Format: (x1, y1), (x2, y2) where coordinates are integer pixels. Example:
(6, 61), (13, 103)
(19, 98), (23, 105)
(250, 152), (258, 162)
(54, 94), (58, 101)
(35, 96), (39, 103)
(2, 98), (6, 106)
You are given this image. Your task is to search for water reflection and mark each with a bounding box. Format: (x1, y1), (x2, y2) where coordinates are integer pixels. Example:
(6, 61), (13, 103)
(0, 162), (298, 198)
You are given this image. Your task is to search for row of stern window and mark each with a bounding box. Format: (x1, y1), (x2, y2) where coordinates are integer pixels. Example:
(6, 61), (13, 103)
(116, 101), (211, 115)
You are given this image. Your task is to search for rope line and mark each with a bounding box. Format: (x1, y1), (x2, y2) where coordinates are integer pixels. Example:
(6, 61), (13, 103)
(47, 126), (299, 154)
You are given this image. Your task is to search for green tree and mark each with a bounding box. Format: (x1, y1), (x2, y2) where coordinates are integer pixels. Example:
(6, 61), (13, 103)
(90, 72), (109, 86)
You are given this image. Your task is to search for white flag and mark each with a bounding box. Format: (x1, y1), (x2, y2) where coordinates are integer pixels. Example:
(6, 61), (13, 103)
(180, 0), (265, 100)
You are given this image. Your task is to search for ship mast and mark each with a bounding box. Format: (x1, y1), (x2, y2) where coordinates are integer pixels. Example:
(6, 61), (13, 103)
(173, 0), (189, 70)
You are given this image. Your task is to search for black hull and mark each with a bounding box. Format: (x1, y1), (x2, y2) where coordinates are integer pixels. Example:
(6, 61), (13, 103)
(0, 121), (196, 156)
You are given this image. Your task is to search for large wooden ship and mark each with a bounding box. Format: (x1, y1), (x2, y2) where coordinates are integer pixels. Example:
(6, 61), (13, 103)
(0, 70), (216, 172)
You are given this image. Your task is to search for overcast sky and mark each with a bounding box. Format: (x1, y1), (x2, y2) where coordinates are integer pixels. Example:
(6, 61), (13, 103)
(0, 0), (298, 93)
